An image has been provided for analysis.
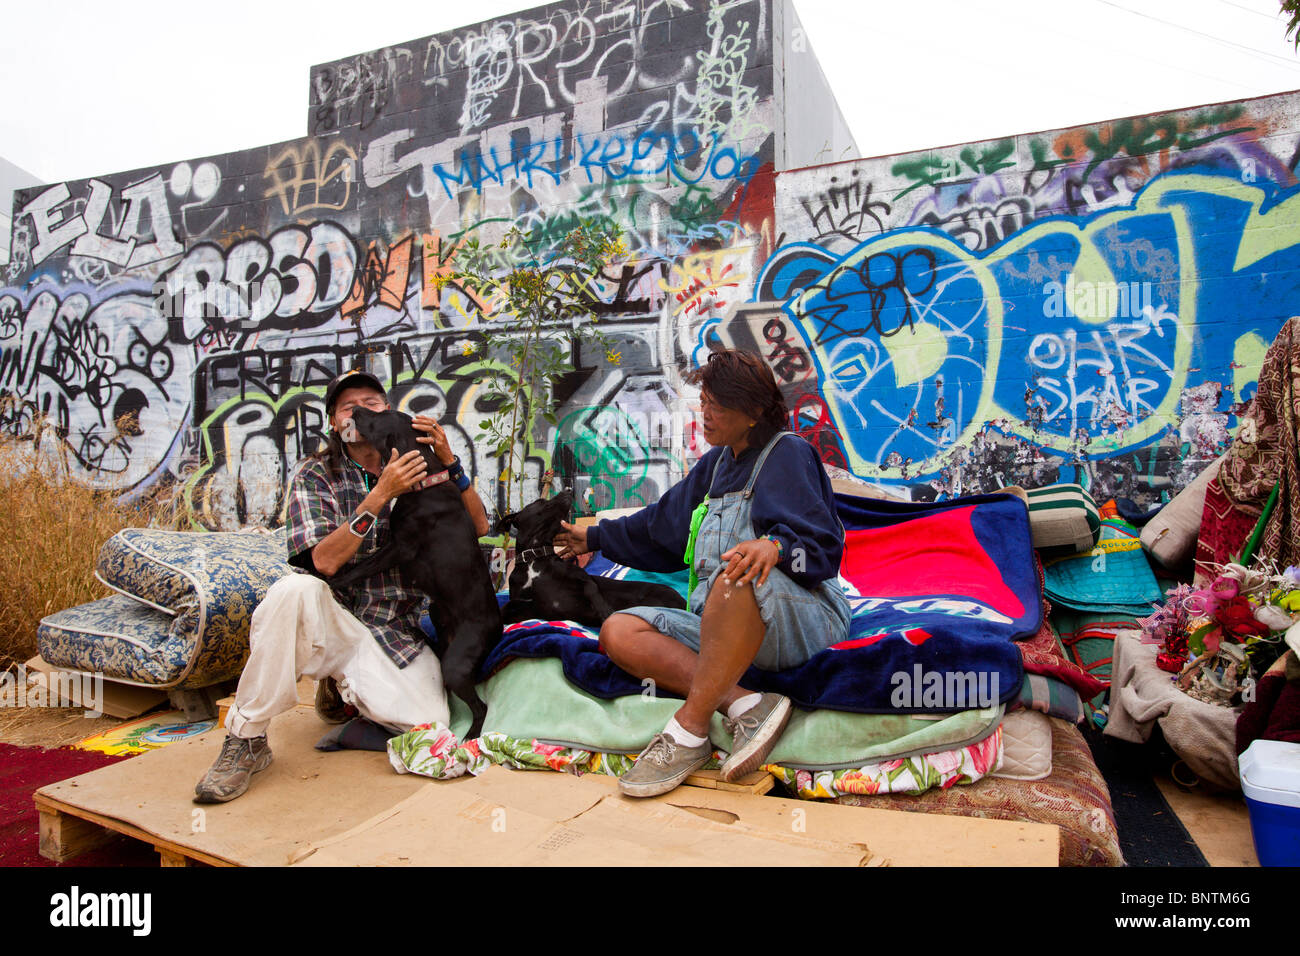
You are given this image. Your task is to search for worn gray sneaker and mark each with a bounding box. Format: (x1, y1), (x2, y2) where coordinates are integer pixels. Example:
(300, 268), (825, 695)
(720, 693), (792, 781)
(618, 732), (713, 798)
(193, 734), (273, 804)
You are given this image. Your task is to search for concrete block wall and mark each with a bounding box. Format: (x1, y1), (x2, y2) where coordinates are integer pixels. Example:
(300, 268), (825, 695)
(752, 91), (1300, 503)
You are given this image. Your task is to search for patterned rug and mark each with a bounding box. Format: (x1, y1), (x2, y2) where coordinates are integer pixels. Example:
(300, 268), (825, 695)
(75, 709), (215, 756)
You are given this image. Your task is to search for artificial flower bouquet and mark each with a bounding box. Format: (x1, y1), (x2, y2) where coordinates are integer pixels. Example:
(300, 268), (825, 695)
(1139, 562), (1295, 705)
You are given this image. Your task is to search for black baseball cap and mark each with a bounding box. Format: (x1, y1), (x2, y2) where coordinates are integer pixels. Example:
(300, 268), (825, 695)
(324, 369), (387, 414)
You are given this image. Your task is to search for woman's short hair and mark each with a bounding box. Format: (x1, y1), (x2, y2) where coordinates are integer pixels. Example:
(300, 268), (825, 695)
(686, 349), (789, 445)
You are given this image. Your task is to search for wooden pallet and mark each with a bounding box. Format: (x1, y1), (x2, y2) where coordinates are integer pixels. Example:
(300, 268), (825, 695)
(35, 791), (228, 867)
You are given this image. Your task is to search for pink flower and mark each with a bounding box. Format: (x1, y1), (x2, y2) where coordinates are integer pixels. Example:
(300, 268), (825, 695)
(532, 741), (564, 757)
(879, 758), (905, 772)
(426, 729), (457, 760)
(969, 731), (1000, 775)
(795, 769), (813, 791)
(928, 748), (963, 775)
(460, 738), (481, 759)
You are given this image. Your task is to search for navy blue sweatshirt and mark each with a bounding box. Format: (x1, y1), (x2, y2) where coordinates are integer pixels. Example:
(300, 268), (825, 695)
(586, 434), (844, 587)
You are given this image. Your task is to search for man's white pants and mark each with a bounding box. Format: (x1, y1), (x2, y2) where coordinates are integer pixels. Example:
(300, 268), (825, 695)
(226, 574), (450, 740)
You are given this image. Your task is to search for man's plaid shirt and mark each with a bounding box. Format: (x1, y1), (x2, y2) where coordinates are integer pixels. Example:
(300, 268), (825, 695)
(285, 455), (428, 668)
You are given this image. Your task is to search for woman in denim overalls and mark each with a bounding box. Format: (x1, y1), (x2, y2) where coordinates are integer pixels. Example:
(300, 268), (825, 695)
(557, 351), (850, 797)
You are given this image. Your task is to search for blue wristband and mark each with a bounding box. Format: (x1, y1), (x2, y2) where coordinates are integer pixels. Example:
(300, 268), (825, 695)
(454, 470), (471, 492)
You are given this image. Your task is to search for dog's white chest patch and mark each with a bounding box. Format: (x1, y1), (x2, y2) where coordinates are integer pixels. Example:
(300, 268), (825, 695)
(520, 563), (542, 594)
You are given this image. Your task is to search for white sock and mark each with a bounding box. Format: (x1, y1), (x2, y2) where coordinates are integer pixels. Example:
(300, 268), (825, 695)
(664, 716), (709, 749)
(727, 693), (762, 720)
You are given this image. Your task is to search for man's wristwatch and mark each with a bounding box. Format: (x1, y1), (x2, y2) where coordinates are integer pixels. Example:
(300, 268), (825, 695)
(348, 510), (378, 538)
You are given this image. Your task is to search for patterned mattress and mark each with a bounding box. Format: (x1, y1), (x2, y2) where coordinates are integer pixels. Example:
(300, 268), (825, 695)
(831, 717), (1123, 866)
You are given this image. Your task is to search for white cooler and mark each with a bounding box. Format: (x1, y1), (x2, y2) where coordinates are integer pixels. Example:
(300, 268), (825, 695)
(1238, 739), (1300, 866)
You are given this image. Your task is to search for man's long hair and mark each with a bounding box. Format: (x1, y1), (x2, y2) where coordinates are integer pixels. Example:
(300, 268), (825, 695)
(313, 427), (350, 478)
(685, 349), (789, 449)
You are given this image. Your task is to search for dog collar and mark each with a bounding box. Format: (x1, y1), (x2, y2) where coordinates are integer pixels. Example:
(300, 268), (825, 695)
(415, 471), (451, 491)
(517, 546), (557, 563)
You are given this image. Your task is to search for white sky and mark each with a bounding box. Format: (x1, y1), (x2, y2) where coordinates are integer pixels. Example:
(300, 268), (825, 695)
(1, 0), (1299, 185)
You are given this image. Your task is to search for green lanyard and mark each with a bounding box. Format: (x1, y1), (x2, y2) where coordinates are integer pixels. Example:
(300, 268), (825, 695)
(683, 498), (710, 595)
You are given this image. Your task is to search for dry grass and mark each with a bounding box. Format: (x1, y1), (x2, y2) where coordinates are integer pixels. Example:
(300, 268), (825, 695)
(0, 706), (123, 748)
(0, 425), (189, 669)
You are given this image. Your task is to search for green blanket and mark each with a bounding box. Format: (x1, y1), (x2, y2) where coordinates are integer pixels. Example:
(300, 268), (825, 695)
(479, 656), (1001, 769)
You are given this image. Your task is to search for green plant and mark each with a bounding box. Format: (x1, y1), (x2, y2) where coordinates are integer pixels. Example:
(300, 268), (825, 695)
(437, 221), (627, 532)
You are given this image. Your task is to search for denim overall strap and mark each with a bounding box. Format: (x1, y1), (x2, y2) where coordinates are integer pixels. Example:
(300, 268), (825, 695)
(740, 431), (790, 500)
(687, 432), (791, 605)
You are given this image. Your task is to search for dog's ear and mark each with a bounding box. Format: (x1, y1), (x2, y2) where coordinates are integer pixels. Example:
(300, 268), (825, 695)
(496, 511), (518, 535)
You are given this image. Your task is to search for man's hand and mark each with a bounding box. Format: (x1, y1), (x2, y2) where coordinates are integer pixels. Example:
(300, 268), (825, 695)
(412, 415), (455, 465)
(373, 448), (428, 502)
(555, 520), (591, 560)
(720, 537), (780, 587)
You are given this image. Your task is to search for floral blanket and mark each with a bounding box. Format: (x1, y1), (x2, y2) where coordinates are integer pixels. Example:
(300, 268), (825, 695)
(385, 655), (1005, 798)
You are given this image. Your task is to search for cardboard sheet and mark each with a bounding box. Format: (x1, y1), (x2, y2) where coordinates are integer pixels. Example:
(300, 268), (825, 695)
(36, 707), (1057, 866)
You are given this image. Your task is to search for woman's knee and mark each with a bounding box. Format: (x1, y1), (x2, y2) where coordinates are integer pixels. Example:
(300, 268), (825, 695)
(598, 613), (646, 659)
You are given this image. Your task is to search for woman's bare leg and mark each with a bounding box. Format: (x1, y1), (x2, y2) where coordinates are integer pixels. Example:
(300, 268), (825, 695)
(598, 574), (764, 737)
(678, 576), (764, 734)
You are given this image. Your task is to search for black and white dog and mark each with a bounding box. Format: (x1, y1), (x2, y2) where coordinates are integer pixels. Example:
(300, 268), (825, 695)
(329, 407), (502, 739)
(498, 489), (686, 627)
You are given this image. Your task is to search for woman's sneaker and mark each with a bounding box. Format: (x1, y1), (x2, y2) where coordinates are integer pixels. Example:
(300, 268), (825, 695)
(193, 734), (273, 803)
(720, 693), (791, 781)
(618, 732), (712, 798)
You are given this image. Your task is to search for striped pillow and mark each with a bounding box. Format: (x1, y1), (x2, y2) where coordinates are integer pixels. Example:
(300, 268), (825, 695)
(1025, 483), (1102, 557)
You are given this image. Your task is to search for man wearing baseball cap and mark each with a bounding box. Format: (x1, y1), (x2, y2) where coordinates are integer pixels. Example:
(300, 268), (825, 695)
(195, 368), (489, 803)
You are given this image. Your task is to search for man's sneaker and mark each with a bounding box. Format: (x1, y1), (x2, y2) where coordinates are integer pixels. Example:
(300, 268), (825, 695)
(314, 676), (349, 724)
(193, 735), (273, 804)
(720, 693), (792, 781)
(618, 732), (712, 798)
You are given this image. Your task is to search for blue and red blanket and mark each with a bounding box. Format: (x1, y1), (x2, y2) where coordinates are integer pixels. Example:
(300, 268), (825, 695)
(476, 493), (1036, 713)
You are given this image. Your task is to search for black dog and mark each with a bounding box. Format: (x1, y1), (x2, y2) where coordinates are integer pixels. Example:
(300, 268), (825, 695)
(329, 408), (502, 739)
(498, 489), (687, 627)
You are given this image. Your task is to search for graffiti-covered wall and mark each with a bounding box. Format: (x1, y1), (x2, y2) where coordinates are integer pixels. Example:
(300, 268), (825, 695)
(2, 0), (821, 529)
(748, 94), (1300, 503)
(3, 0), (1299, 528)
